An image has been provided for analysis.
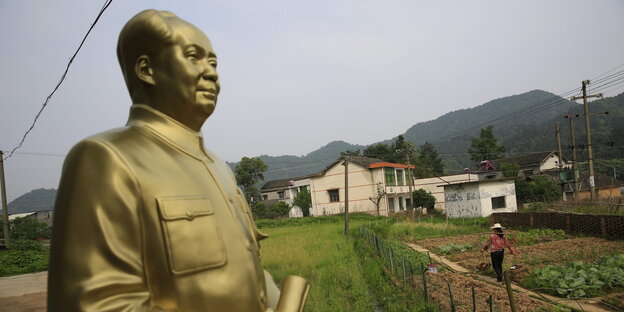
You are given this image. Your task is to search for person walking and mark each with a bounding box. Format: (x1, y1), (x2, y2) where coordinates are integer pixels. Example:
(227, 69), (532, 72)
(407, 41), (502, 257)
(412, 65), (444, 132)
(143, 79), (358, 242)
(481, 223), (516, 283)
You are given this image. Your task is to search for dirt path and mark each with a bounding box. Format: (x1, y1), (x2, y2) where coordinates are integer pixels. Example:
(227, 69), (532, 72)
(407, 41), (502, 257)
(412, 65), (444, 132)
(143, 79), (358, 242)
(405, 242), (611, 312)
(0, 272), (46, 312)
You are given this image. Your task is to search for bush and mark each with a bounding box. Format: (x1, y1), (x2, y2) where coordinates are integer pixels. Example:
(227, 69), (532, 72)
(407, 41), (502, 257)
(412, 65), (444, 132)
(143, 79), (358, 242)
(0, 240), (49, 276)
(0, 217), (51, 240)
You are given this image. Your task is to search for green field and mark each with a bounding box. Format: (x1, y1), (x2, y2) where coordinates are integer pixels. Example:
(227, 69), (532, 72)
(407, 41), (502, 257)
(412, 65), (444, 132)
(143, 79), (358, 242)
(260, 221), (378, 311)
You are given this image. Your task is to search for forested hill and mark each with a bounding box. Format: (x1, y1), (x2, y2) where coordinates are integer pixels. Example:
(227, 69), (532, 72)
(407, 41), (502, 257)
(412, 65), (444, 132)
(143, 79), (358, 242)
(1, 188), (56, 214)
(232, 90), (624, 183)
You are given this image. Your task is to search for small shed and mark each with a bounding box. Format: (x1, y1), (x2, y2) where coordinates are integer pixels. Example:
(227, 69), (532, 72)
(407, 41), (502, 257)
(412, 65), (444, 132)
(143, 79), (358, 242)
(440, 178), (517, 218)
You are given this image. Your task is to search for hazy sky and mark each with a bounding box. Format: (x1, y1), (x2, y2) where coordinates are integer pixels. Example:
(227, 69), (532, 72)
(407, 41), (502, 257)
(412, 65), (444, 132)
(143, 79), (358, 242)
(1, 0), (623, 202)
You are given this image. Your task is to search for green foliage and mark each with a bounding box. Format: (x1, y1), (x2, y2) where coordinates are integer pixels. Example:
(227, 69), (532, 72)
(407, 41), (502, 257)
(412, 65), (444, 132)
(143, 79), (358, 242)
(340, 149), (361, 156)
(412, 189), (436, 209)
(436, 243), (473, 255)
(514, 229), (567, 245)
(0, 240), (49, 276)
(414, 142), (444, 178)
(234, 157), (268, 202)
(251, 201), (290, 219)
(0, 217), (50, 240)
(515, 176), (561, 203)
(363, 143), (394, 161)
(500, 162), (520, 177)
(467, 125), (506, 164)
(524, 254), (624, 298)
(260, 222), (378, 311)
(292, 188), (312, 217)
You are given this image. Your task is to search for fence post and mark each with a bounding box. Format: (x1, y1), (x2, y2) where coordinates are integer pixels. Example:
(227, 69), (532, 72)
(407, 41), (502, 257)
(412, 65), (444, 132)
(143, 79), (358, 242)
(487, 294), (493, 312)
(402, 257), (407, 285)
(447, 280), (456, 312)
(409, 263), (415, 288)
(600, 216), (607, 238)
(504, 271), (517, 312)
(390, 247), (396, 274)
(472, 286), (476, 312)
(420, 263), (429, 304)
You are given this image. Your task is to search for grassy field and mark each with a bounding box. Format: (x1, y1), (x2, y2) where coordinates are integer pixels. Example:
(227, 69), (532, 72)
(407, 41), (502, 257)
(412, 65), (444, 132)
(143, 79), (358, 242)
(260, 221), (378, 312)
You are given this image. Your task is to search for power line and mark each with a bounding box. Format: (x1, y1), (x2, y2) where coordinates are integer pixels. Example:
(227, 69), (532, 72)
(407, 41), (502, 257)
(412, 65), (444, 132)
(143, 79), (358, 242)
(3, 0), (114, 161)
(448, 65), (624, 138)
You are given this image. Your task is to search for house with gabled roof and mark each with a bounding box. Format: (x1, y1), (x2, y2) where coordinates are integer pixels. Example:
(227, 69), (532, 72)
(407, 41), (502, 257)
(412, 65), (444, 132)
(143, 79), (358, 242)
(480, 150), (570, 180)
(308, 156), (415, 216)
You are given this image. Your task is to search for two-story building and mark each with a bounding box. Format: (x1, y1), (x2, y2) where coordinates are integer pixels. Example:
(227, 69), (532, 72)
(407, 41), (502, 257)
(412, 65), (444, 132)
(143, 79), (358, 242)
(309, 156), (415, 216)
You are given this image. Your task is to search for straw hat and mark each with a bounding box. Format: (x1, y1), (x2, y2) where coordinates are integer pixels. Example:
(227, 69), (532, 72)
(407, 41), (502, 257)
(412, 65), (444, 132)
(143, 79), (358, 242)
(490, 223), (504, 229)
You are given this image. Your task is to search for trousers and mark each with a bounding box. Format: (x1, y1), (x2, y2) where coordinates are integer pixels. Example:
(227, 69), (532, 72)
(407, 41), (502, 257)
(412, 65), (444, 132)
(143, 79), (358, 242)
(491, 250), (504, 282)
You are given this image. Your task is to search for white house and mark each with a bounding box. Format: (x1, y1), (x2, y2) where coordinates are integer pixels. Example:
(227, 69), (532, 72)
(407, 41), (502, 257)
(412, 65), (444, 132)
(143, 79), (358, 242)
(412, 173), (479, 211)
(260, 177), (310, 217)
(480, 150), (570, 180)
(441, 178), (517, 218)
(309, 156), (415, 216)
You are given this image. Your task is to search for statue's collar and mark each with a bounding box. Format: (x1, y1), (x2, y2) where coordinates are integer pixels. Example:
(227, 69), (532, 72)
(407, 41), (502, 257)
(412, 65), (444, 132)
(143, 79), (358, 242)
(126, 104), (212, 161)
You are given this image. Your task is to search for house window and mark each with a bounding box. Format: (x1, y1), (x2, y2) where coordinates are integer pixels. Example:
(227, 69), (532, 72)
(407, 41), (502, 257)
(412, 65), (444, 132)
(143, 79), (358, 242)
(396, 169), (405, 185)
(399, 197), (404, 210)
(405, 198), (411, 209)
(388, 198), (394, 211)
(262, 195), (268, 201)
(328, 189), (340, 202)
(278, 191), (285, 199)
(385, 168), (396, 186)
(491, 196), (506, 209)
(299, 185), (307, 192)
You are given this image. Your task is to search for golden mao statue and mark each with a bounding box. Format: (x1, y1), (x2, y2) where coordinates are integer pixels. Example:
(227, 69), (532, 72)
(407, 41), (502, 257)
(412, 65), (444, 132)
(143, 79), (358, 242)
(48, 10), (308, 312)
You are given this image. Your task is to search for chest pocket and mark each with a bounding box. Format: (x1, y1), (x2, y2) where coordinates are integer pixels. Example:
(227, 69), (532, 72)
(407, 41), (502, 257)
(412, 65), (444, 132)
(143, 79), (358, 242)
(157, 196), (226, 275)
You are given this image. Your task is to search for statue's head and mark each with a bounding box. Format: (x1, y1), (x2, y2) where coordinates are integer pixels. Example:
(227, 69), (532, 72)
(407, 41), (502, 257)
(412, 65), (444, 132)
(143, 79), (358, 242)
(117, 10), (220, 131)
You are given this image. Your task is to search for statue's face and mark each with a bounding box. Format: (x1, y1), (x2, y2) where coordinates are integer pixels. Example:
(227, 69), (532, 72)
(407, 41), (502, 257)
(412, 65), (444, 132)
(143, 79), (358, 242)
(150, 20), (220, 129)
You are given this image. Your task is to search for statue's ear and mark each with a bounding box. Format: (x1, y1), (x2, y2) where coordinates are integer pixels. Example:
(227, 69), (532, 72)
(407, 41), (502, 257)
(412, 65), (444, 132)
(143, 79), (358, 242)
(135, 55), (155, 85)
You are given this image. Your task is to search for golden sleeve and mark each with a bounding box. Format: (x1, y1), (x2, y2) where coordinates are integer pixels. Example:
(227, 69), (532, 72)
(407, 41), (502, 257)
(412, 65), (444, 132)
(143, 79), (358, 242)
(48, 139), (152, 311)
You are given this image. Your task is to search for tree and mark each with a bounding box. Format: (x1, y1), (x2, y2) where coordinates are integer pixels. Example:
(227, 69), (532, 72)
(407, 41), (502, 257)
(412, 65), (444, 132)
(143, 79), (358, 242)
(515, 176), (561, 203)
(500, 162), (520, 178)
(235, 157), (268, 202)
(340, 149), (361, 156)
(270, 201), (291, 218)
(363, 143), (393, 161)
(292, 188), (312, 217)
(0, 217), (50, 240)
(368, 182), (387, 216)
(415, 142), (444, 178)
(412, 189), (436, 209)
(467, 126), (506, 164)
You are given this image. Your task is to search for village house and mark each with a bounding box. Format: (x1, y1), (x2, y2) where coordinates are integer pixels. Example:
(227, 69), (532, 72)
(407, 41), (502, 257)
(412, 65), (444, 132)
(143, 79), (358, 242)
(308, 156), (415, 216)
(440, 178), (517, 218)
(480, 150), (570, 180)
(412, 173), (479, 211)
(260, 177), (310, 217)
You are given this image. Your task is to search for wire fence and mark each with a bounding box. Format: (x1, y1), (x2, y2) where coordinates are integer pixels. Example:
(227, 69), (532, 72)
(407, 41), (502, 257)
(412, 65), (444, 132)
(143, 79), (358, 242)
(357, 226), (539, 312)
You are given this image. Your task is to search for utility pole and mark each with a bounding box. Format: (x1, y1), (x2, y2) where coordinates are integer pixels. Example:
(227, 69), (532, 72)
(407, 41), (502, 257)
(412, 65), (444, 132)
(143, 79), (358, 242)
(564, 115), (580, 199)
(1, 151), (10, 246)
(342, 157), (349, 236)
(570, 80), (603, 201)
(555, 123), (565, 200)
(406, 153), (414, 210)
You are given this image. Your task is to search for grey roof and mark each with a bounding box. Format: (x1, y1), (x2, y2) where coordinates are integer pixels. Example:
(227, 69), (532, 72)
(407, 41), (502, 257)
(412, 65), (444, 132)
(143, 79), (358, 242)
(260, 176), (307, 191)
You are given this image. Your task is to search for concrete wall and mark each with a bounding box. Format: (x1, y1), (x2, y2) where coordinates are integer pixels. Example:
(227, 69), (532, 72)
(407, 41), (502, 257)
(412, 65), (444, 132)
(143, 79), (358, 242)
(310, 163), (380, 216)
(413, 174), (479, 211)
(443, 180), (517, 218)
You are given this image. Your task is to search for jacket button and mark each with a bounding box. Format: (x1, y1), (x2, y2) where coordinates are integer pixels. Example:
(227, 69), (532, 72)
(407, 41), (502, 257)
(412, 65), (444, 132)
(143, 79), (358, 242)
(186, 210), (194, 219)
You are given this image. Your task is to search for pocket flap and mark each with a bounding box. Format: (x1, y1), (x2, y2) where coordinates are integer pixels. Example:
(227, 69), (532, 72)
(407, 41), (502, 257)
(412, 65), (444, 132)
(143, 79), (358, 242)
(157, 196), (213, 221)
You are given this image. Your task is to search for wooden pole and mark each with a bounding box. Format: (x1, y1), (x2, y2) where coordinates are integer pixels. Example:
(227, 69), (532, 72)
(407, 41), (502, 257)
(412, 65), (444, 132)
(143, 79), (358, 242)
(447, 280), (456, 312)
(343, 157), (349, 236)
(472, 286), (476, 312)
(420, 263), (429, 304)
(0, 151), (10, 247)
(504, 271), (517, 312)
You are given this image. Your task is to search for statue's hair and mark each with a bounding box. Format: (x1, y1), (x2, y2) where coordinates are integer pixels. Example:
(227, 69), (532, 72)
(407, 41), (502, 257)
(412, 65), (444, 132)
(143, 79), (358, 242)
(116, 9), (178, 94)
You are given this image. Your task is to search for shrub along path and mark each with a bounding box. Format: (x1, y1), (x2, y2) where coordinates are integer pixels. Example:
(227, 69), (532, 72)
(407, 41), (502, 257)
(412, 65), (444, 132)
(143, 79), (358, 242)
(405, 242), (611, 312)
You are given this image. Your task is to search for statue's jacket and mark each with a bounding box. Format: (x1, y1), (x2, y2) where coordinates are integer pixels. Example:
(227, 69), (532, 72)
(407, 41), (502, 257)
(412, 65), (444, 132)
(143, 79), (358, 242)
(49, 104), (271, 311)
